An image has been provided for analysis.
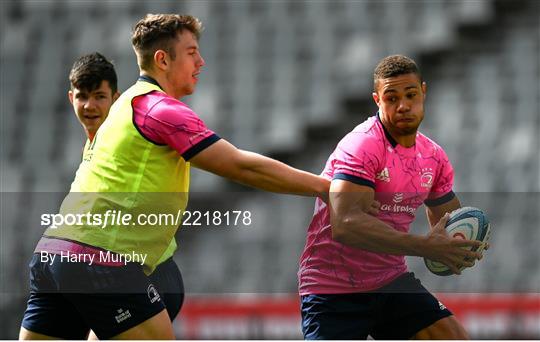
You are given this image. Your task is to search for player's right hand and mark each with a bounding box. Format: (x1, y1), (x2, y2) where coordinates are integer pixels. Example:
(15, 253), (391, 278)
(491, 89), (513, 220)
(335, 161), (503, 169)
(367, 200), (380, 216)
(424, 213), (484, 275)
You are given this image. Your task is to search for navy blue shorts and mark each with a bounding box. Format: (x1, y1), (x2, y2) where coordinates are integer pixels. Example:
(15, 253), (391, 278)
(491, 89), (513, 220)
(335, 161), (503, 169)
(21, 254), (184, 339)
(301, 272), (452, 340)
(149, 257), (184, 321)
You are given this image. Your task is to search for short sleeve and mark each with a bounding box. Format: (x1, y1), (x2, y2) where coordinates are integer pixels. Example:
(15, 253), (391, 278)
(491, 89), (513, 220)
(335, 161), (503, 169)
(133, 95), (220, 161)
(332, 132), (383, 188)
(424, 147), (455, 207)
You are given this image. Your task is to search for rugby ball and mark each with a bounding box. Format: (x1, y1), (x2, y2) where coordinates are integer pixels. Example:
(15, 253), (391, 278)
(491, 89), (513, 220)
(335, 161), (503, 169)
(424, 206), (491, 276)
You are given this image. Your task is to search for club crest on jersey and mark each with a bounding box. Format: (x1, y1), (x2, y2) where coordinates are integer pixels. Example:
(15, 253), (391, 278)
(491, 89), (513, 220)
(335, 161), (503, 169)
(376, 167), (390, 182)
(420, 168), (433, 188)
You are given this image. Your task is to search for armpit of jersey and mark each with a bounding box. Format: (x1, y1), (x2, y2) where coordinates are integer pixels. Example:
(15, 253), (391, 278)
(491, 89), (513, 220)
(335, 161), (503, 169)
(132, 92), (217, 157)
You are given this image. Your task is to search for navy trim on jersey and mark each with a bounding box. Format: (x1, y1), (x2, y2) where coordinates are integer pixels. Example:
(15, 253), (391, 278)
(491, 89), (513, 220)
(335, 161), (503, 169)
(138, 75), (164, 90)
(182, 134), (221, 161)
(376, 113), (398, 148)
(333, 173), (375, 188)
(424, 190), (456, 207)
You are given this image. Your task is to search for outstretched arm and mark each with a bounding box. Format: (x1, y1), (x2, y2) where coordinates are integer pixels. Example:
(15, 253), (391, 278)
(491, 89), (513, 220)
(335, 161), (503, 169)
(190, 139), (329, 197)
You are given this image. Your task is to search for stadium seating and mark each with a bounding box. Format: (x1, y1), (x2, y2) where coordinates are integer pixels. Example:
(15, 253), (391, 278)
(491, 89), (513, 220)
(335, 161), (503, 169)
(0, 0), (538, 338)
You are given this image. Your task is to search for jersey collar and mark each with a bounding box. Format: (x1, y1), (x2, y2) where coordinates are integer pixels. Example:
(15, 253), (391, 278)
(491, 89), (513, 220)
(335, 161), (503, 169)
(376, 112), (398, 148)
(138, 75), (164, 91)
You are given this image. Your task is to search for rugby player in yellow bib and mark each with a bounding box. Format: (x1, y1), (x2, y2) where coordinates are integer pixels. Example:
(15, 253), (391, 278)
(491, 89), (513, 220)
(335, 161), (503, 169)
(20, 14), (330, 340)
(62, 52), (188, 339)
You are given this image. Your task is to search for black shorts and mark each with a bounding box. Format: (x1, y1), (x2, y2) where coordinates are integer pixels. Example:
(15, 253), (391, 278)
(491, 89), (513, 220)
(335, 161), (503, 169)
(149, 257), (184, 321)
(300, 272), (452, 340)
(21, 253), (184, 339)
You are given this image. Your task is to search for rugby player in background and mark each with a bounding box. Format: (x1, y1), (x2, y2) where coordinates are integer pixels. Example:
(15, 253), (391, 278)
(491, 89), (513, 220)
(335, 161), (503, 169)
(67, 52), (186, 339)
(68, 52), (119, 143)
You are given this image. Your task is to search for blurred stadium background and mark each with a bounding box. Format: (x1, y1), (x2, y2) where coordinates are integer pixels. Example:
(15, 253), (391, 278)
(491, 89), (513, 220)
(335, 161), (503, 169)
(1, 0), (539, 339)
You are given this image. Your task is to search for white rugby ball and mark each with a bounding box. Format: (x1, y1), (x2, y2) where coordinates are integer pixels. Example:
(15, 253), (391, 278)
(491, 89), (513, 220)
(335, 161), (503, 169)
(424, 206), (491, 276)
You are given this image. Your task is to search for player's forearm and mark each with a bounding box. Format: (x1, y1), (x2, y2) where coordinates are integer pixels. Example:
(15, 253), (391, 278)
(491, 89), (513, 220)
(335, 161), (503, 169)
(332, 212), (426, 256)
(233, 150), (329, 196)
(426, 196), (461, 228)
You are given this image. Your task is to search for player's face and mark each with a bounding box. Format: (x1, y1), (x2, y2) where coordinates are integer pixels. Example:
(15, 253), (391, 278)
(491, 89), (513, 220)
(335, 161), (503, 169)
(68, 80), (118, 139)
(372, 73), (426, 136)
(166, 30), (205, 99)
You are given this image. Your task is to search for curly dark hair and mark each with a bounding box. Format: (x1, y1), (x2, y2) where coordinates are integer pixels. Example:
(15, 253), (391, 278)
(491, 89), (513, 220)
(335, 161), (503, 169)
(373, 55), (422, 91)
(69, 52), (118, 94)
(131, 13), (203, 71)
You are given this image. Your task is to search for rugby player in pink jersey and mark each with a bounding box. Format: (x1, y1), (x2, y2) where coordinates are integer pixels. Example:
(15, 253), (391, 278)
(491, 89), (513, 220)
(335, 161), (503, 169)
(298, 55), (485, 339)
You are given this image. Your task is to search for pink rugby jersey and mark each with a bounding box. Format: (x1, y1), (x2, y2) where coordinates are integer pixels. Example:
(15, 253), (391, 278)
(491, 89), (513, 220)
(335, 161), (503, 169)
(132, 76), (219, 157)
(298, 114), (455, 295)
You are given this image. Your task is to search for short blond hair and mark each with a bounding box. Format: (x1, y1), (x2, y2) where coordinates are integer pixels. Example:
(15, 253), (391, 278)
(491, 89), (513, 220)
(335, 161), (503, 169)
(131, 14), (203, 71)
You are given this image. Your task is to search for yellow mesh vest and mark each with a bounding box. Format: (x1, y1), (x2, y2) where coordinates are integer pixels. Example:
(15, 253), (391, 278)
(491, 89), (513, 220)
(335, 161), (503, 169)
(45, 81), (188, 274)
